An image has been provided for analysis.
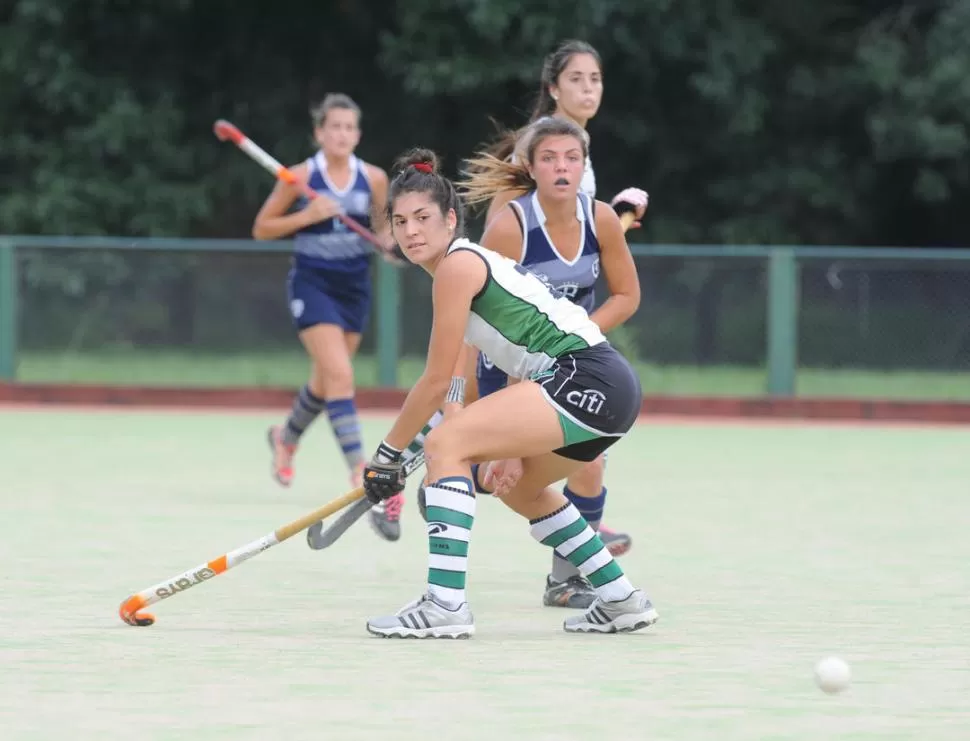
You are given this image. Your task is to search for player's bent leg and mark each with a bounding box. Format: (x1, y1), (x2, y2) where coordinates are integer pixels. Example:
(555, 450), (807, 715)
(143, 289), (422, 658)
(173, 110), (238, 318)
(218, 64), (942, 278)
(548, 458), (603, 599)
(501, 453), (657, 634)
(564, 457), (630, 556)
(370, 384), (564, 639)
(546, 457), (630, 603)
(424, 381), (567, 467)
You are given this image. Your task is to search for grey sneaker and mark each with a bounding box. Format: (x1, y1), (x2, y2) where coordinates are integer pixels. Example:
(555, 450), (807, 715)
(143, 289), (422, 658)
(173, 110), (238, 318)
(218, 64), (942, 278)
(367, 594), (475, 639)
(369, 492), (403, 542)
(563, 589), (658, 634)
(543, 574), (597, 609)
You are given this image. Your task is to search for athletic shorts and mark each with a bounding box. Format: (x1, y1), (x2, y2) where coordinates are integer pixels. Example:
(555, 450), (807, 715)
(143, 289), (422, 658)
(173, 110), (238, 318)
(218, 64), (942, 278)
(531, 343), (642, 462)
(286, 264), (370, 334)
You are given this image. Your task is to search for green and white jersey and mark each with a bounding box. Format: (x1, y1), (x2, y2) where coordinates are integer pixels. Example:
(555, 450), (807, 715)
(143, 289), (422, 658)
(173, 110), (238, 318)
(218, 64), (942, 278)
(447, 238), (606, 380)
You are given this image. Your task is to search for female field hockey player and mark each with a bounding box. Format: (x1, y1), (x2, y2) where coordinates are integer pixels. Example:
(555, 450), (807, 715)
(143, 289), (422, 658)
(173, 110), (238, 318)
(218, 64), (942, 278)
(426, 40), (648, 599)
(252, 93), (403, 542)
(454, 116), (642, 609)
(360, 148), (658, 638)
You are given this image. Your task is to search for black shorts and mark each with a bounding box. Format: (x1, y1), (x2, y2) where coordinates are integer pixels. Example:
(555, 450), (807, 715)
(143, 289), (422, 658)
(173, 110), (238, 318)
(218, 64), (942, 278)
(531, 343), (642, 462)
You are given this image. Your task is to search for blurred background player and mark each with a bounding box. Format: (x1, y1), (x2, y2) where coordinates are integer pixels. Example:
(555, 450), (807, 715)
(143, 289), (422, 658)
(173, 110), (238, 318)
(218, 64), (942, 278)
(460, 116), (642, 608)
(483, 40), (648, 225)
(252, 93), (403, 542)
(362, 148), (657, 638)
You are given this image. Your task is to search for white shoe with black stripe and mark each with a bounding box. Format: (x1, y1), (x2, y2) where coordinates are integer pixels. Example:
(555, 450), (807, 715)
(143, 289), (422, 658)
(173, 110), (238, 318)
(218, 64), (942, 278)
(367, 594), (475, 639)
(563, 589), (658, 634)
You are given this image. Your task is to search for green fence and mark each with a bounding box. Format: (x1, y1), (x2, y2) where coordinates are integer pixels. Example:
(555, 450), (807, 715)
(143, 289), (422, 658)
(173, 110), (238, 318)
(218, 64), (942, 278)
(1, 235), (969, 399)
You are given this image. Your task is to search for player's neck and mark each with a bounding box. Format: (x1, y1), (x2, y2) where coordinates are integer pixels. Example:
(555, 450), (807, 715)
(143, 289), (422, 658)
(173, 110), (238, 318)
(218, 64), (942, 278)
(323, 152), (352, 171)
(536, 192), (576, 226)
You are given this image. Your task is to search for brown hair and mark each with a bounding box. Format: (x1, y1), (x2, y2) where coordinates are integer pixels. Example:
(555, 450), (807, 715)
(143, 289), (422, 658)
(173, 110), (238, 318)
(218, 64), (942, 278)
(387, 148), (465, 236)
(460, 118), (588, 207)
(310, 93), (361, 127)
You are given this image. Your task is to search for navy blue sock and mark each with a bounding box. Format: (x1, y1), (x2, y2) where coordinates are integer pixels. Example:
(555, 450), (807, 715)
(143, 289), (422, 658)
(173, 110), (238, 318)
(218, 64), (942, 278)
(324, 398), (365, 471)
(565, 486), (606, 530)
(282, 385), (326, 446)
(551, 486), (607, 582)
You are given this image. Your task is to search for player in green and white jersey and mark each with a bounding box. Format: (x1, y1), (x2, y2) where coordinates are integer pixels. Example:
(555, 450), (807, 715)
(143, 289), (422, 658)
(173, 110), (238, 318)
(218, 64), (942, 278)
(359, 148), (658, 639)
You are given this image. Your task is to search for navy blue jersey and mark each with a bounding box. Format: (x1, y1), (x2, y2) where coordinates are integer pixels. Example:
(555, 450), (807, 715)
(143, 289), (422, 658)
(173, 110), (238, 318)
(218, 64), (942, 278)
(507, 190), (601, 313)
(292, 152), (373, 274)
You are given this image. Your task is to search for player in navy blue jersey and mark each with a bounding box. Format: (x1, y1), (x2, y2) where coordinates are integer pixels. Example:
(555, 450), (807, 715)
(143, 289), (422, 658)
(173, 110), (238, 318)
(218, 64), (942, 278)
(459, 116), (645, 609)
(253, 93), (403, 541)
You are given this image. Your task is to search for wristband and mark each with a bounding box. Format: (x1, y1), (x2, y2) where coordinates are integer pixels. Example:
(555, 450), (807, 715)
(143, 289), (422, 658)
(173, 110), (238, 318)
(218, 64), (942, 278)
(375, 440), (403, 464)
(446, 376), (466, 405)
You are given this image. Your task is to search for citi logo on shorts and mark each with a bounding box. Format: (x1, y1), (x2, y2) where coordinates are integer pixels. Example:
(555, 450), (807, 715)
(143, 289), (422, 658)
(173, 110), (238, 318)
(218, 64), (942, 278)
(566, 388), (606, 415)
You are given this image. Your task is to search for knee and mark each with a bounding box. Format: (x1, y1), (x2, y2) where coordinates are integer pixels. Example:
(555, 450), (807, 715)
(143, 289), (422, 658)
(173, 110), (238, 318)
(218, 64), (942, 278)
(567, 456), (605, 495)
(424, 426), (468, 467)
(423, 427), (449, 461)
(312, 357), (354, 392)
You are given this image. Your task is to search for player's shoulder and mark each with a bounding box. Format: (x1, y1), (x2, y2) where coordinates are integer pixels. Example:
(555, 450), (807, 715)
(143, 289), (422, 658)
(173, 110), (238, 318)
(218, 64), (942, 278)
(361, 160), (389, 185)
(443, 240), (490, 271)
(435, 241), (490, 296)
(483, 201), (524, 242)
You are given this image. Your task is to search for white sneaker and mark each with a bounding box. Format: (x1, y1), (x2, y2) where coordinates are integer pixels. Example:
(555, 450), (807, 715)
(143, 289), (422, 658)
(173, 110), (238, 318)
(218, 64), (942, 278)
(563, 589), (658, 634)
(367, 594), (475, 639)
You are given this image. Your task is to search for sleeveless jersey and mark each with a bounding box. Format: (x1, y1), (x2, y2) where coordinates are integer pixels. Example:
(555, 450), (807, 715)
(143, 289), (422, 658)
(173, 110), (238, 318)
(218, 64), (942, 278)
(507, 190), (601, 314)
(513, 116), (596, 197)
(447, 238), (606, 380)
(292, 153), (373, 273)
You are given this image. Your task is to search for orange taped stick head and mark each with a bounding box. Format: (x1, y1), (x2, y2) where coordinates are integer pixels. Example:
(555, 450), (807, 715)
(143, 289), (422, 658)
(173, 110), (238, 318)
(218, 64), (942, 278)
(212, 119), (242, 144)
(119, 596), (156, 627)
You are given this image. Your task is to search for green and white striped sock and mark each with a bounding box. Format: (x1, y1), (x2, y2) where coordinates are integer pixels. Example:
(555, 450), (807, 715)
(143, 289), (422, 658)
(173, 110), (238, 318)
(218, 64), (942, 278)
(424, 476), (475, 609)
(530, 503), (634, 603)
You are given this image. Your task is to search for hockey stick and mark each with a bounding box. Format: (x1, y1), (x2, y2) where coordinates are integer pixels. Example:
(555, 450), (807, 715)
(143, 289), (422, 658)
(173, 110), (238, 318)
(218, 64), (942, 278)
(307, 450), (425, 550)
(306, 496), (374, 550)
(212, 118), (389, 254)
(118, 454), (425, 627)
(308, 445), (429, 550)
(614, 201), (639, 232)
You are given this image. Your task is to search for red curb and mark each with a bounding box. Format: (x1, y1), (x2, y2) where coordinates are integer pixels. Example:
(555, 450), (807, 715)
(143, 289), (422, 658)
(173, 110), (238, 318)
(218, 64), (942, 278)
(2, 382), (969, 424)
